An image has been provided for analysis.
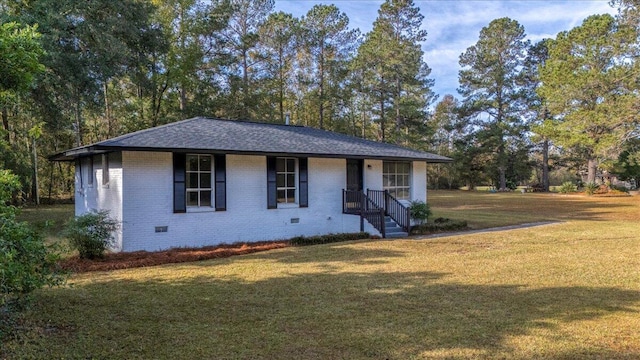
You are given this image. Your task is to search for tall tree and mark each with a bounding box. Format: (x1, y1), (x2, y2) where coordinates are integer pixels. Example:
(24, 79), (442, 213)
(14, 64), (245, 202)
(0, 22), (45, 200)
(6, 0), (163, 144)
(0, 22), (44, 145)
(149, 0), (229, 123)
(538, 14), (639, 183)
(3, 0), (164, 201)
(458, 17), (531, 190)
(355, 0), (435, 144)
(257, 11), (299, 123)
(523, 39), (552, 191)
(428, 94), (465, 189)
(299, 4), (357, 129)
(221, 0), (274, 120)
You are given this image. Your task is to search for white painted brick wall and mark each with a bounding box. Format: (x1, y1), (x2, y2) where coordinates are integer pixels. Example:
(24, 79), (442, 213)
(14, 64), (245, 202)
(412, 161), (427, 203)
(364, 159), (383, 191)
(74, 151), (429, 252)
(120, 152), (375, 252)
(74, 154), (124, 251)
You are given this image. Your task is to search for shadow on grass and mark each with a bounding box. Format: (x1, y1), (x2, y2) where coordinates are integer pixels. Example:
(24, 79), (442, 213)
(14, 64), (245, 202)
(439, 198), (638, 227)
(13, 266), (640, 359)
(246, 241), (407, 265)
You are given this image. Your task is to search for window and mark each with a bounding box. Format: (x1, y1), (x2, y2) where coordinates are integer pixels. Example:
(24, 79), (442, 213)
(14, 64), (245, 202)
(276, 158), (297, 204)
(173, 153), (225, 213)
(383, 161), (411, 200)
(267, 157), (307, 209)
(186, 154), (212, 207)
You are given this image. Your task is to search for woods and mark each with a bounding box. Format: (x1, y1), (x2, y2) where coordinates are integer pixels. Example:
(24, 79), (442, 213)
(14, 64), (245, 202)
(1, 0), (639, 200)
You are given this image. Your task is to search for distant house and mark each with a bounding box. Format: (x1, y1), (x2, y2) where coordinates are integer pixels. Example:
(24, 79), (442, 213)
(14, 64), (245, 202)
(51, 117), (451, 252)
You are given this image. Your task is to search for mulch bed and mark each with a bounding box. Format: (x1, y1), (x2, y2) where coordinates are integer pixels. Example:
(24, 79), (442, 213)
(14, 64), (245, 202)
(59, 241), (290, 273)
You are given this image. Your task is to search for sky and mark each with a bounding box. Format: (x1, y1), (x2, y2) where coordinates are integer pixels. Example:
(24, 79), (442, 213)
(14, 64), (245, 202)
(274, 0), (617, 101)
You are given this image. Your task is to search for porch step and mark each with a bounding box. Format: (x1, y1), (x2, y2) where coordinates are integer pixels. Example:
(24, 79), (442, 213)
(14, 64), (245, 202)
(384, 216), (408, 238)
(385, 228), (408, 238)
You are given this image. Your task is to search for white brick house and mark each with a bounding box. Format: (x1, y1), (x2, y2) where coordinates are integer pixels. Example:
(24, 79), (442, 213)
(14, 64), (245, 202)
(51, 118), (451, 252)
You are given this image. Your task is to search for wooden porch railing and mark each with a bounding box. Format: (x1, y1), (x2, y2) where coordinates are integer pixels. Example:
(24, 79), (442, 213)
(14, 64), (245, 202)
(367, 189), (411, 233)
(342, 189), (386, 237)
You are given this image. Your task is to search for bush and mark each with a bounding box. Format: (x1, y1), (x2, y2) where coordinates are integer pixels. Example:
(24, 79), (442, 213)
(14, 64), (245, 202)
(410, 218), (468, 235)
(609, 184), (630, 193)
(409, 200), (431, 225)
(558, 181), (577, 194)
(583, 182), (599, 195)
(289, 232), (370, 246)
(0, 170), (65, 312)
(64, 210), (119, 259)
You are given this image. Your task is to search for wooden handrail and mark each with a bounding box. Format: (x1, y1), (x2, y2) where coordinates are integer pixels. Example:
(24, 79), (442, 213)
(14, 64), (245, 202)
(367, 189), (411, 233)
(342, 189), (386, 238)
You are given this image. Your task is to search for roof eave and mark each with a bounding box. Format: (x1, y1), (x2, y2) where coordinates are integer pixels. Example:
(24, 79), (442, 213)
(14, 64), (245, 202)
(48, 146), (110, 161)
(49, 144), (452, 163)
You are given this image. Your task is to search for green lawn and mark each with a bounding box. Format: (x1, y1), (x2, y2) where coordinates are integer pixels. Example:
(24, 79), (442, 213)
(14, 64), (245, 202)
(17, 204), (74, 242)
(3, 192), (640, 359)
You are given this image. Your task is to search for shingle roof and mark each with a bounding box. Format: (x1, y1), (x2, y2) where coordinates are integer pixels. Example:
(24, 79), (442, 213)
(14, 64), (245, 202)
(50, 117), (452, 162)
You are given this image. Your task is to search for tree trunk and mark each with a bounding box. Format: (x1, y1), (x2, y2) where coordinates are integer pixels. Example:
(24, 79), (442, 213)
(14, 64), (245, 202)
(104, 81), (112, 138)
(542, 138), (549, 191)
(379, 94), (385, 142)
(2, 106), (9, 144)
(242, 48), (249, 120)
(75, 93), (82, 147)
(279, 49), (285, 124)
(499, 167), (507, 191)
(361, 104), (366, 139)
(48, 162), (54, 203)
(395, 76), (401, 131)
(318, 41), (325, 129)
(32, 137), (40, 205)
(179, 84), (187, 114)
(587, 158), (598, 184)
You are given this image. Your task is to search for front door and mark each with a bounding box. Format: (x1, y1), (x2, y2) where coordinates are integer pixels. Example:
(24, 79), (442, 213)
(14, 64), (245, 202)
(346, 159), (363, 192)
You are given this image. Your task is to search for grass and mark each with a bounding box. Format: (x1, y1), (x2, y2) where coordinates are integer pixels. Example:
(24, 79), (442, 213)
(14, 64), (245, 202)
(16, 204), (74, 243)
(3, 192), (640, 359)
(427, 190), (635, 229)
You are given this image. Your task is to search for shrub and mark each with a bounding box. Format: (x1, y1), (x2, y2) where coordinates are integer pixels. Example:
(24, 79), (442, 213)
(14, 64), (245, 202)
(64, 210), (119, 259)
(410, 218), (468, 235)
(583, 182), (599, 195)
(558, 181), (577, 194)
(609, 184), (630, 193)
(289, 232), (370, 246)
(409, 200), (431, 225)
(0, 170), (65, 313)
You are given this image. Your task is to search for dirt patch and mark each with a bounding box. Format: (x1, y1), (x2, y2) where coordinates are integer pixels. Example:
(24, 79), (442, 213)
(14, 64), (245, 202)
(59, 241), (290, 273)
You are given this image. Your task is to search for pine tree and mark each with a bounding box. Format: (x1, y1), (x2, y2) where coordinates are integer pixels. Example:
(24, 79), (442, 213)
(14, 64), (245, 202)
(221, 0), (274, 120)
(458, 17), (531, 190)
(298, 4), (357, 130)
(257, 12), (299, 123)
(355, 0), (435, 144)
(523, 39), (552, 191)
(538, 14), (639, 183)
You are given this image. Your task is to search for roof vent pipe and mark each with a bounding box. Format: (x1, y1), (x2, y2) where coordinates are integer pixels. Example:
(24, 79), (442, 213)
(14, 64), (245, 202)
(285, 112), (290, 125)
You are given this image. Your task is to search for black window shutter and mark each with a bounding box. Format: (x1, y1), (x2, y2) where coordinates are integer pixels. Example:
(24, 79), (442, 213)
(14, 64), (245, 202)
(214, 154), (226, 211)
(76, 159), (83, 187)
(299, 158), (308, 208)
(173, 153), (186, 213)
(267, 156), (277, 209)
(88, 156), (94, 185)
